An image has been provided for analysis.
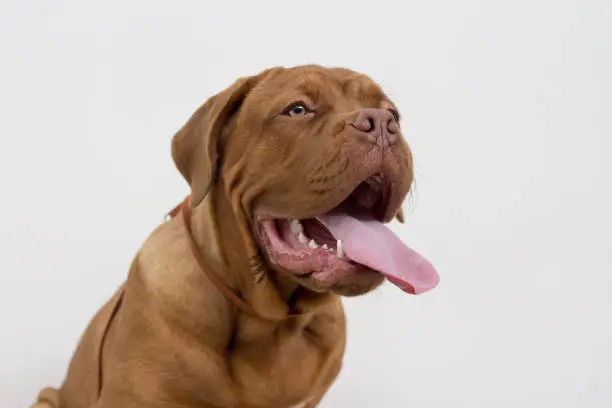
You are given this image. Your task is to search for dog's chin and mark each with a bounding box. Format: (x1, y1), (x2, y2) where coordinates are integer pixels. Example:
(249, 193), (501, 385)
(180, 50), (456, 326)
(255, 174), (394, 297)
(271, 255), (385, 297)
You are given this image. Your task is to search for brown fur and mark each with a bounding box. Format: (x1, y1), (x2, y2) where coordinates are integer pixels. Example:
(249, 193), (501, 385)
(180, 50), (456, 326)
(32, 65), (413, 408)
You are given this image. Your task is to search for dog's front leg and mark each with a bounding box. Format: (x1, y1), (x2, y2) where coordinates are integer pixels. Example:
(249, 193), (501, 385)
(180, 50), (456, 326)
(302, 353), (343, 408)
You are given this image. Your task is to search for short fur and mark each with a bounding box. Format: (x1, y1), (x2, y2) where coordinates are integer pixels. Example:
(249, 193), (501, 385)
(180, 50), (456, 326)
(32, 65), (413, 408)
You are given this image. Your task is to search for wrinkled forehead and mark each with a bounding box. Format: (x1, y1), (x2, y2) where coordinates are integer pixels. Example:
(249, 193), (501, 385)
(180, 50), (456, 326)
(249, 66), (392, 110)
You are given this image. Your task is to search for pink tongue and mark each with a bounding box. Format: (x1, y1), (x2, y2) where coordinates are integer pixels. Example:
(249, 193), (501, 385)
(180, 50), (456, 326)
(317, 213), (440, 294)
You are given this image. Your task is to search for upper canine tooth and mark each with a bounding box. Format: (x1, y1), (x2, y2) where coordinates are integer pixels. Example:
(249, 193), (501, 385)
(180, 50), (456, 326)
(298, 233), (307, 244)
(289, 219), (303, 235)
(308, 239), (318, 249)
(337, 240), (344, 258)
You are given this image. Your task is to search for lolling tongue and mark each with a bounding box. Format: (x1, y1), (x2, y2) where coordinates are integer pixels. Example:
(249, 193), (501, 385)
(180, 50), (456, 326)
(316, 213), (439, 294)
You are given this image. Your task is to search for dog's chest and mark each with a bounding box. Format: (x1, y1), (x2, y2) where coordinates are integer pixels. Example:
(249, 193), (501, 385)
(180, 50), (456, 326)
(235, 333), (324, 405)
(234, 313), (344, 407)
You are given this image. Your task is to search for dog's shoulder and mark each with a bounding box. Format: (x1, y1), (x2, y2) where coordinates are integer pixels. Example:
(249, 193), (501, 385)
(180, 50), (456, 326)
(128, 217), (233, 333)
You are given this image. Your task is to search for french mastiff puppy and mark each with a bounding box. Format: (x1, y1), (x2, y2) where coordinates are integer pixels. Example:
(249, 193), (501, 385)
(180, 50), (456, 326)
(32, 65), (439, 408)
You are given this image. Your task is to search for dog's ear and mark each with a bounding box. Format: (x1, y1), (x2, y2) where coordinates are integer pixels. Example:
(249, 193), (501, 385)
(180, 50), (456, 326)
(171, 76), (259, 207)
(395, 207), (405, 224)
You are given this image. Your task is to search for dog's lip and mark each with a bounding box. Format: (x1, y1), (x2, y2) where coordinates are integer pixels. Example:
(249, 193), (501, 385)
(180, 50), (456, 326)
(254, 173), (396, 223)
(255, 217), (365, 282)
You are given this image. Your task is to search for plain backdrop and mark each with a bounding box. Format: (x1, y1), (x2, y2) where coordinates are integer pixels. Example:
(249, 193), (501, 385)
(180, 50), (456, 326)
(1, 0), (611, 407)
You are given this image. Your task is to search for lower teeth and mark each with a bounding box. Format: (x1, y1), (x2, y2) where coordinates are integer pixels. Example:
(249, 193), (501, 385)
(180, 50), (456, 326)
(293, 229), (343, 258)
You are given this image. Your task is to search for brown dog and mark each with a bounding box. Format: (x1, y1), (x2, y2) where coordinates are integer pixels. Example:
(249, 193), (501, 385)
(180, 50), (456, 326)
(32, 65), (439, 408)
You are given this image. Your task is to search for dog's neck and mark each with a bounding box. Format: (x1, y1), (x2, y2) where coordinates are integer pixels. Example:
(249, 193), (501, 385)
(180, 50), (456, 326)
(188, 187), (332, 320)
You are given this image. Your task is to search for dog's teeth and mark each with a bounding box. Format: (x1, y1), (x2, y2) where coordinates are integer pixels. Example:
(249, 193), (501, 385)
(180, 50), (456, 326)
(298, 233), (307, 244)
(337, 240), (344, 258)
(289, 219), (303, 235)
(308, 239), (318, 249)
(322, 244), (329, 250)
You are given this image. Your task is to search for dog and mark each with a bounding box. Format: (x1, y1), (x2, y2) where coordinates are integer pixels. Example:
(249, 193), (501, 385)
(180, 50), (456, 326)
(32, 65), (439, 408)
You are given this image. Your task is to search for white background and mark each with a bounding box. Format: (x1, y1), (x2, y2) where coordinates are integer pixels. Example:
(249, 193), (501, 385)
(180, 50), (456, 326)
(1, 0), (611, 407)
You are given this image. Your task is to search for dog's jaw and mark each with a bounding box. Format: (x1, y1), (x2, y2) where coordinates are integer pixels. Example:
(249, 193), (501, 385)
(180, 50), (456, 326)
(257, 217), (386, 297)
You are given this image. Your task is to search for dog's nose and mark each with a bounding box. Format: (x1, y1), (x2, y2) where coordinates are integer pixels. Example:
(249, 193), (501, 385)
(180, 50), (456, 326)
(350, 108), (399, 146)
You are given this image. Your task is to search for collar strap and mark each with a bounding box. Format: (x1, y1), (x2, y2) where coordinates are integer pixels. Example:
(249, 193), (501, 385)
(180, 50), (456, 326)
(168, 196), (300, 322)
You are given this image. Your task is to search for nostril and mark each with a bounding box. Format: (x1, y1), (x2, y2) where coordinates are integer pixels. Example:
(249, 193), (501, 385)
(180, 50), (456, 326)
(352, 113), (376, 132)
(387, 119), (399, 135)
(366, 117), (375, 132)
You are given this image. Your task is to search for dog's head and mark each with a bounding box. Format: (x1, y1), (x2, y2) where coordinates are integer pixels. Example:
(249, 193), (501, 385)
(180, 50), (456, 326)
(172, 65), (439, 297)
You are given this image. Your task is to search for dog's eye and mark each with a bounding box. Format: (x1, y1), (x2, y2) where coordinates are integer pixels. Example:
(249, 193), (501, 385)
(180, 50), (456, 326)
(283, 103), (311, 117)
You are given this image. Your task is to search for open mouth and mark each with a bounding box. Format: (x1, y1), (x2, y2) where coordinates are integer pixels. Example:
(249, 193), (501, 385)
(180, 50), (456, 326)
(258, 174), (440, 295)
